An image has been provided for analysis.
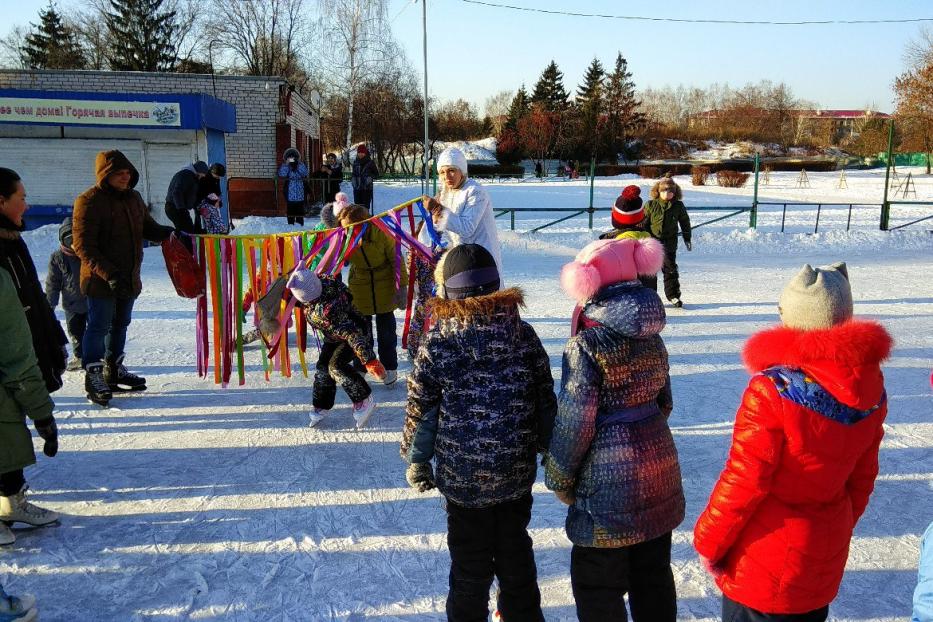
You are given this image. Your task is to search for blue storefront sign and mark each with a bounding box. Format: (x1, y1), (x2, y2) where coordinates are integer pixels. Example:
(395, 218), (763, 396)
(0, 89), (237, 229)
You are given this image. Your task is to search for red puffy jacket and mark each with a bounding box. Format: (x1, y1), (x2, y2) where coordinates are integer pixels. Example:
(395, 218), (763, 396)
(693, 320), (892, 614)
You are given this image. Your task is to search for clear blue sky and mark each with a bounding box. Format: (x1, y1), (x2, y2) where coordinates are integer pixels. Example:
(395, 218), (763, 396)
(5, 0), (929, 113)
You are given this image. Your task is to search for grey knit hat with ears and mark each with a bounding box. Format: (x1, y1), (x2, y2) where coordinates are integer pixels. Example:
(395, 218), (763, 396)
(778, 262), (853, 330)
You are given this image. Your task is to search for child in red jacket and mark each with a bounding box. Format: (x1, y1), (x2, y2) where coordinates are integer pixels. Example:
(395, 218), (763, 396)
(693, 262), (891, 621)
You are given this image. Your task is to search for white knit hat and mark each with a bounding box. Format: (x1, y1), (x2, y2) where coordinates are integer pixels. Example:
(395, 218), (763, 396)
(286, 268), (322, 304)
(437, 147), (468, 176)
(779, 262), (853, 330)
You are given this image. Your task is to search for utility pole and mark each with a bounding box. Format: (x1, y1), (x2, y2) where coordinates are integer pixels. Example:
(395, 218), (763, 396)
(422, 0), (430, 195)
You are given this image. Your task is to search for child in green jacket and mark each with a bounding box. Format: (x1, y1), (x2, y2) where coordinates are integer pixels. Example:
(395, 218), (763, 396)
(643, 175), (692, 308)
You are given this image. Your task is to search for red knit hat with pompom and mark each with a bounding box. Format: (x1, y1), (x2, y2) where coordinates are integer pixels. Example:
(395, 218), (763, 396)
(612, 185), (644, 228)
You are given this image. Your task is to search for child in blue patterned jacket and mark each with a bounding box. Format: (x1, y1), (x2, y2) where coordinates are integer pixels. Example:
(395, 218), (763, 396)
(400, 243), (556, 622)
(547, 236), (685, 622)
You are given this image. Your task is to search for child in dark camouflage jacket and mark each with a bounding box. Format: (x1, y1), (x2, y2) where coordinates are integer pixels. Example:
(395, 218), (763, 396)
(400, 244), (556, 622)
(286, 268), (386, 429)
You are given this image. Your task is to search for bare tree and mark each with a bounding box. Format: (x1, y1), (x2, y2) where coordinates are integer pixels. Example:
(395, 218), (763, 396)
(316, 0), (394, 156)
(904, 26), (933, 70)
(69, 5), (109, 70)
(0, 26), (28, 69)
(206, 0), (310, 86)
(484, 90), (513, 136)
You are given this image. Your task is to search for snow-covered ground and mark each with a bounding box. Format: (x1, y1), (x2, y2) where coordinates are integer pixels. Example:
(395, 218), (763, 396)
(2, 172), (932, 620)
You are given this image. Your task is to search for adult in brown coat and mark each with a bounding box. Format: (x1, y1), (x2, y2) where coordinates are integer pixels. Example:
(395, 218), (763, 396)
(72, 150), (173, 405)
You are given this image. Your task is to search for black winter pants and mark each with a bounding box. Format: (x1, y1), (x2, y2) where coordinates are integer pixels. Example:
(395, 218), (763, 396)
(365, 312), (398, 371)
(311, 341), (371, 409)
(65, 311), (87, 359)
(0, 469), (25, 496)
(723, 595), (829, 622)
(286, 201), (305, 226)
(354, 189), (373, 214)
(660, 239), (681, 301)
(570, 531), (676, 622)
(445, 492), (543, 622)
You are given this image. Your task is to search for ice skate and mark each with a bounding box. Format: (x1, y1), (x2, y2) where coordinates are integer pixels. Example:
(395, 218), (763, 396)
(383, 369), (398, 386)
(104, 354), (146, 392)
(0, 485), (60, 527)
(308, 408), (329, 427)
(669, 297), (684, 308)
(66, 356), (82, 371)
(0, 586), (37, 622)
(84, 362), (111, 406)
(352, 396), (376, 430)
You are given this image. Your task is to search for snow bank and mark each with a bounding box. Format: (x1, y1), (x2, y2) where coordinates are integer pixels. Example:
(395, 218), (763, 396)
(434, 138), (498, 163)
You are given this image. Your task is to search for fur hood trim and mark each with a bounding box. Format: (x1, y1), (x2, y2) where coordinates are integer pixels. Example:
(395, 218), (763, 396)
(649, 176), (683, 201)
(430, 287), (524, 320)
(743, 319), (892, 374)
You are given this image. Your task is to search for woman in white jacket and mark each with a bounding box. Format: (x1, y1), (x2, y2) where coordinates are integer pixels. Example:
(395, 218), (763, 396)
(423, 147), (503, 273)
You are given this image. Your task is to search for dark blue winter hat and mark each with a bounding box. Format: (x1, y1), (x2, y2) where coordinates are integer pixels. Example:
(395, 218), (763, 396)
(436, 244), (500, 300)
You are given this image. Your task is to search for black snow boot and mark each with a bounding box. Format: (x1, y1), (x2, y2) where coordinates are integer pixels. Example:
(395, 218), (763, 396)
(104, 355), (146, 391)
(85, 362), (112, 405)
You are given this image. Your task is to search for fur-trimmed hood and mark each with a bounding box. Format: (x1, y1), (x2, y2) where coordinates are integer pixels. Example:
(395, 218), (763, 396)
(649, 177), (682, 201)
(430, 287), (524, 322)
(743, 319), (892, 410)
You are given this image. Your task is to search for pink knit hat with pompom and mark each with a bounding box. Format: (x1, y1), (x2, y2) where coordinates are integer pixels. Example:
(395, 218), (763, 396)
(332, 192), (351, 219)
(560, 237), (665, 303)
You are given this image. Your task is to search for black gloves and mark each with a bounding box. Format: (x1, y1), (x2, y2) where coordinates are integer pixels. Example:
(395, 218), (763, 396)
(405, 462), (435, 492)
(107, 273), (121, 293)
(34, 416), (58, 457)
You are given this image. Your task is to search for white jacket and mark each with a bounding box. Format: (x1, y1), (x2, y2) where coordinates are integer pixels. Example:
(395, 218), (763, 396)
(434, 178), (503, 273)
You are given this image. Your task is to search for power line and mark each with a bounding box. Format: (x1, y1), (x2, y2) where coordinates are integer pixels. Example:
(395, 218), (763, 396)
(460, 0), (933, 25)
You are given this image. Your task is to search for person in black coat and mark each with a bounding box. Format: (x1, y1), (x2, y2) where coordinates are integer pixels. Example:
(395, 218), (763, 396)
(0, 168), (67, 393)
(323, 152), (343, 204)
(197, 163), (225, 204)
(165, 161), (209, 251)
(351, 145), (378, 212)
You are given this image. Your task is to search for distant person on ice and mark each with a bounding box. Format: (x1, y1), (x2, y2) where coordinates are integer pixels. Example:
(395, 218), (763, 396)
(548, 236), (683, 622)
(643, 175), (691, 308)
(72, 150), (174, 406)
(694, 262), (891, 622)
(423, 146), (503, 273)
(278, 148), (309, 226)
(285, 267), (387, 429)
(351, 144), (378, 213)
(401, 244), (556, 621)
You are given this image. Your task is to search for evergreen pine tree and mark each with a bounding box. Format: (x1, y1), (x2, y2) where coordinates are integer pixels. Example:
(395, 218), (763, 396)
(576, 58), (605, 106)
(106, 0), (178, 72)
(605, 52), (643, 163)
(506, 85), (530, 130)
(21, 2), (87, 70)
(530, 61), (569, 112)
(576, 58), (605, 158)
